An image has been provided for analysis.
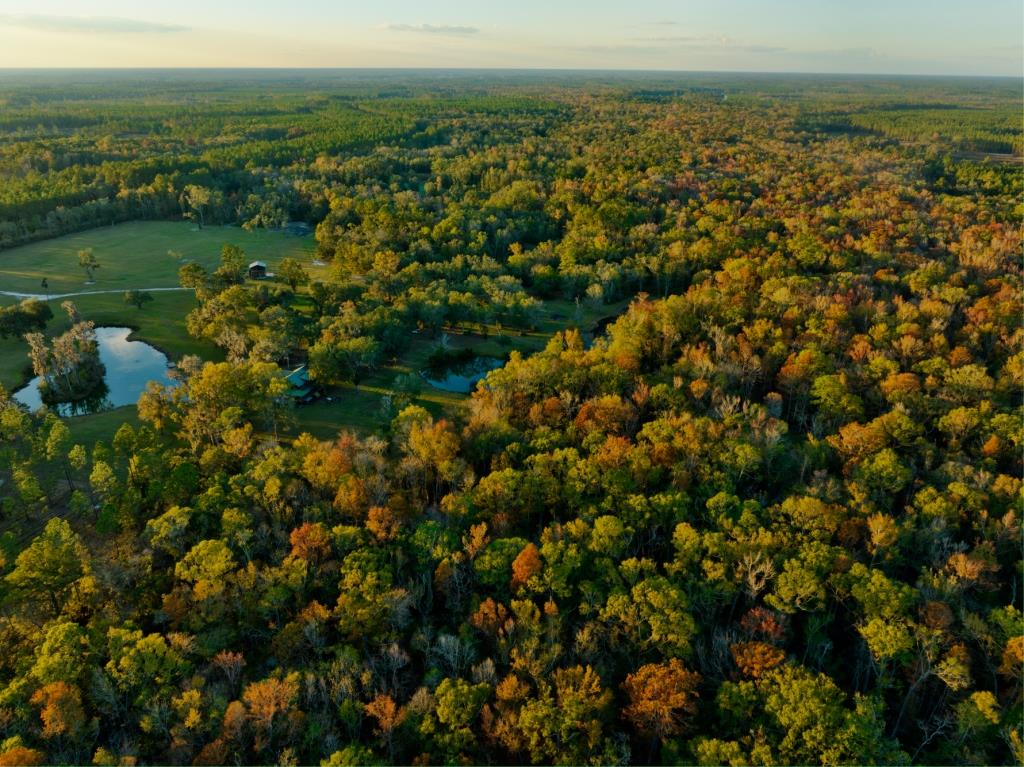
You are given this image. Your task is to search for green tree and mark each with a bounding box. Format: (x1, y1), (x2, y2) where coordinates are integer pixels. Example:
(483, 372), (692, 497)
(76, 248), (99, 282)
(495, 666), (615, 764)
(183, 184), (212, 229)
(309, 335), (381, 386)
(277, 257), (308, 292)
(600, 576), (696, 657)
(216, 244), (247, 285)
(178, 261), (209, 293)
(420, 677), (491, 761)
(176, 538), (236, 602)
(123, 289), (154, 310)
(31, 620), (89, 685)
(5, 519), (89, 615)
(105, 627), (190, 704)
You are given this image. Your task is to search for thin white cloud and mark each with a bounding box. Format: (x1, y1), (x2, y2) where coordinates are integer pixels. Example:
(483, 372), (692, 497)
(643, 35), (734, 45)
(626, 34), (788, 54)
(568, 43), (664, 55)
(0, 14), (189, 34)
(383, 23), (479, 36)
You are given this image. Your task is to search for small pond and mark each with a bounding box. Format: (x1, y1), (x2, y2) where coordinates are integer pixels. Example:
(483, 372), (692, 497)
(13, 327), (175, 416)
(585, 309), (629, 349)
(422, 356), (503, 394)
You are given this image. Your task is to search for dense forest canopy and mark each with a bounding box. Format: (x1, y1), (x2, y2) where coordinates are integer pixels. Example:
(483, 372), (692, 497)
(0, 71), (1021, 766)
(0, 70), (1019, 249)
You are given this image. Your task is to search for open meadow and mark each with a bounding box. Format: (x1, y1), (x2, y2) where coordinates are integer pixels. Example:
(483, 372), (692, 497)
(0, 222), (319, 437)
(0, 221), (317, 295)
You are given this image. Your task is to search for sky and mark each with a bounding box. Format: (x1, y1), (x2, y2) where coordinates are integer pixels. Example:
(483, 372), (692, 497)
(0, 0), (1020, 75)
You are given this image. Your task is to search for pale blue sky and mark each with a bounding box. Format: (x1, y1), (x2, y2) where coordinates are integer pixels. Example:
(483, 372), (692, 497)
(0, 0), (1020, 74)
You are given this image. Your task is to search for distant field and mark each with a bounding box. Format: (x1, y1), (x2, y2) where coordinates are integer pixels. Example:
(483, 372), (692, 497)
(0, 221), (318, 295)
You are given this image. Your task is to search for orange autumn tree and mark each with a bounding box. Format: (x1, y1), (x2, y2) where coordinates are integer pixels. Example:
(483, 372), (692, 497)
(622, 659), (701, 739)
(30, 682), (86, 740)
(241, 673), (302, 757)
(510, 542), (542, 591)
(731, 641), (786, 678)
(0, 746), (46, 767)
(365, 694), (407, 760)
(288, 521), (332, 563)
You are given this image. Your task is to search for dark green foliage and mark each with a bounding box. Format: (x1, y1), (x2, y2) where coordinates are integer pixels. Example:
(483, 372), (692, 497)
(0, 299), (53, 338)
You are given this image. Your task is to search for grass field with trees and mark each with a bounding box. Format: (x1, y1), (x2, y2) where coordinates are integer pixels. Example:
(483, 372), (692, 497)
(0, 71), (1020, 766)
(0, 223), (318, 434)
(0, 221), (317, 295)
(0, 219), (619, 442)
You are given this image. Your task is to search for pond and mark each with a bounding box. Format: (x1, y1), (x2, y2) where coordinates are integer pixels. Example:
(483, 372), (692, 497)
(422, 355), (503, 394)
(13, 327), (176, 416)
(585, 311), (627, 349)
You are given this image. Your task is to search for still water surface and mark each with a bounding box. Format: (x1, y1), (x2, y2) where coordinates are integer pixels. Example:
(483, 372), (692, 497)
(13, 327), (174, 416)
(422, 356), (503, 394)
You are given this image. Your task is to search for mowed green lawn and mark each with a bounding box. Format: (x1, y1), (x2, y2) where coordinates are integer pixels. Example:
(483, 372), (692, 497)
(0, 219), (318, 392)
(0, 221), (318, 295)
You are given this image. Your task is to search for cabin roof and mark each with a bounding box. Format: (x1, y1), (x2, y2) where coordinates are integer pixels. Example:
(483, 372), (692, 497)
(285, 365), (309, 386)
(249, 261), (267, 269)
(284, 365), (316, 398)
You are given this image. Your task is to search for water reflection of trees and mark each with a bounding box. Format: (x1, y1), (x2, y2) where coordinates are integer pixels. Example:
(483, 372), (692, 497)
(23, 302), (107, 407)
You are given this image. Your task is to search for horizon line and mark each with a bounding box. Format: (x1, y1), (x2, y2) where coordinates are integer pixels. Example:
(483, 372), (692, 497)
(0, 66), (1020, 79)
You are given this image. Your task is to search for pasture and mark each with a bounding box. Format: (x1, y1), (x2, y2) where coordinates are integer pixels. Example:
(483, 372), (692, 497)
(0, 222), (318, 440)
(0, 221), (321, 391)
(0, 221), (318, 295)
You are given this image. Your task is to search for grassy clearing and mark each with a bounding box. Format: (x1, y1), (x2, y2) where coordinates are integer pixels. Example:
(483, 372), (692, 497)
(0, 221), (315, 442)
(286, 295), (631, 441)
(0, 221), (315, 389)
(0, 289), (220, 450)
(289, 335), (499, 440)
(1, 221), (632, 446)
(286, 325), (571, 440)
(66, 408), (141, 446)
(5, 296), (629, 447)
(0, 290), (221, 393)
(0, 221), (318, 294)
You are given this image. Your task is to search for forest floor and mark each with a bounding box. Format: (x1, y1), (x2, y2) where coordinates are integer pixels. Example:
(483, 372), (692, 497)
(0, 221), (625, 445)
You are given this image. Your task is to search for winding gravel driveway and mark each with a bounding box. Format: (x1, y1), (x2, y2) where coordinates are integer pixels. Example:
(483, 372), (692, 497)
(0, 286), (191, 300)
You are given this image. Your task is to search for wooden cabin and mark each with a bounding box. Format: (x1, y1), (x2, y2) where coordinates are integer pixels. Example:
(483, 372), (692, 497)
(284, 365), (319, 404)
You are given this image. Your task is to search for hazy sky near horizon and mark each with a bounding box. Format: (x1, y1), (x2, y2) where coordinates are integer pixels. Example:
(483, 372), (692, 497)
(0, 0), (1020, 75)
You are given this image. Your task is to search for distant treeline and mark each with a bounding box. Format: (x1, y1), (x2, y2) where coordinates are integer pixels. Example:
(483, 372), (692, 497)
(0, 73), (1020, 250)
(850, 107), (1024, 155)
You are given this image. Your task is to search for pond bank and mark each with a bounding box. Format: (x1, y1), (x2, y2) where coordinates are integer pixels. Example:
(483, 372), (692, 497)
(14, 327), (176, 416)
